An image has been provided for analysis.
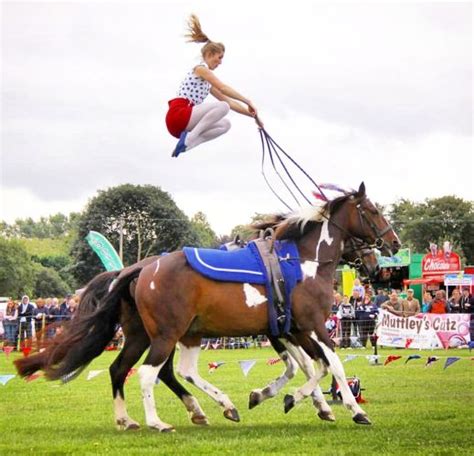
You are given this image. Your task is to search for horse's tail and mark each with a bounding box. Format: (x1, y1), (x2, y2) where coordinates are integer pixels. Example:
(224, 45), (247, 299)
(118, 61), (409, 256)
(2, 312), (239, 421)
(14, 268), (141, 381)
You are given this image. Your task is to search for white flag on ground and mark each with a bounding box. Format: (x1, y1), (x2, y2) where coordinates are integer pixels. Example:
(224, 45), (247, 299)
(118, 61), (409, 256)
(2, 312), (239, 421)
(239, 360), (257, 377)
(87, 370), (105, 381)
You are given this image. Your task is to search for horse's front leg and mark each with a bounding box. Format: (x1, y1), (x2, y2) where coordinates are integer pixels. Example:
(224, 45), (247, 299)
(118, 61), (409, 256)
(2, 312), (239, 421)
(286, 331), (371, 425)
(281, 341), (335, 422)
(177, 339), (240, 422)
(249, 337), (299, 409)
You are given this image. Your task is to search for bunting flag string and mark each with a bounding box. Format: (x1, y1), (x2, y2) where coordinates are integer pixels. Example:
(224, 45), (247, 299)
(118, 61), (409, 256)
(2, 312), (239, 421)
(239, 360), (257, 377)
(25, 373), (42, 382)
(0, 374), (16, 385)
(266, 357), (282, 366)
(86, 370), (105, 381)
(384, 355), (402, 366)
(443, 357), (461, 370)
(405, 354), (422, 364)
(124, 368), (137, 384)
(208, 361), (225, 373)
(343, 355), (357, 363)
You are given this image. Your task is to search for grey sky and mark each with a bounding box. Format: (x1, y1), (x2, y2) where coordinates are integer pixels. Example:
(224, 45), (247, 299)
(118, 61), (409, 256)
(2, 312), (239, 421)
(1, 1), (472, 234)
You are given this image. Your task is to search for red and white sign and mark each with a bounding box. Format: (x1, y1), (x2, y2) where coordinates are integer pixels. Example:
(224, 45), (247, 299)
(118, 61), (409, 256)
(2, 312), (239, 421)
(422, 250), (461, 277)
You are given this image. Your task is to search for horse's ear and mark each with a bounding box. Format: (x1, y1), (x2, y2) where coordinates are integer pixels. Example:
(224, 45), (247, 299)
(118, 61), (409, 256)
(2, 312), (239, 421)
(355, 182), (366, 199)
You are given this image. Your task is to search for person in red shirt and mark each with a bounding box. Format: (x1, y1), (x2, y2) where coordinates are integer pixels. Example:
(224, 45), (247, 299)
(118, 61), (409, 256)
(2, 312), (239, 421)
(428, 290), (449, 314)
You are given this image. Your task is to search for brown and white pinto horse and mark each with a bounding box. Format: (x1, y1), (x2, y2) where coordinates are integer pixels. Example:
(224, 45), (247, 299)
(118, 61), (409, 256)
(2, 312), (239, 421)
(15, 183), (399, 432)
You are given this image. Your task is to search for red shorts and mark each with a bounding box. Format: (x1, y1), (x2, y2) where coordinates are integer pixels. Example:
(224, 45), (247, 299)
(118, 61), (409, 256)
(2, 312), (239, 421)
(165, 98), (194, 138)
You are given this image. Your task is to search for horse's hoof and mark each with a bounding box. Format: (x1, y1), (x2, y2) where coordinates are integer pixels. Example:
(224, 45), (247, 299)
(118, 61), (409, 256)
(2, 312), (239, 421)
(223, 408), (240, 422)
(284, 394), (295, 414)
(191, 414), (209, 426)
(125, 423), (141, 430)
(353, 413), (372, 425)
(148, 424), (176, 432)
(249, 391), (262, 409)
(317, 411), (336, 422)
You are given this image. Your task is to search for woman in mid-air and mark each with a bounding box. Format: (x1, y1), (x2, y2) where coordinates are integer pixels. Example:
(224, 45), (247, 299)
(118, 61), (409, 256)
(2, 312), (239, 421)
(166, 14), (262, 158)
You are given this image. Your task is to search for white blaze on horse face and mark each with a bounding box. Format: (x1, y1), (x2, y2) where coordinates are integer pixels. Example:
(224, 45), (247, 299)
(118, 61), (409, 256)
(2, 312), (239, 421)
(309, 219), (334, 279)
(243, 283), (267, 307)
(150, 281), (156, 290)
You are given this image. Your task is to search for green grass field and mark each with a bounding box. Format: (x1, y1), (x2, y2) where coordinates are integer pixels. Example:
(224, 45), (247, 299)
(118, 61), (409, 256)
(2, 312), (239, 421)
(1, 347), (473, 455)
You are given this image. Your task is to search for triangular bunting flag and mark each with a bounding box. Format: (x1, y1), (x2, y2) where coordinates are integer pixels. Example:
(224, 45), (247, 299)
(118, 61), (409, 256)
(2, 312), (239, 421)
(87, 370), (105, 381)
(208, 361), (225, 373)
(22, 347), (32, 357)
(0, 374), (16, 385)
(366, 355), (380, 365)
(384, 355), (402, 366)
(425, 356), (439, 367)
(124, 368), (137, 383)
(239, 360), (257, 377)
(468, 341), (474, 352)
(211, 342), (220, 350)
(266, 357), (282, 366)
(405, 338), (414, 348)
(25, 373), (42, 382)
(343, 355), (357, 363)
(405, 354), (421, 364)
(443, 357), (461, 370)
(391, 337), (403, 345)
(4, 346), (14, 359)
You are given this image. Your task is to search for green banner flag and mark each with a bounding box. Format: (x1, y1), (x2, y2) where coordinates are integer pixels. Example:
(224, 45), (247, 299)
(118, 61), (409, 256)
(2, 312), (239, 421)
(86, 231), (123, 271)
(376, 248), (411, 268)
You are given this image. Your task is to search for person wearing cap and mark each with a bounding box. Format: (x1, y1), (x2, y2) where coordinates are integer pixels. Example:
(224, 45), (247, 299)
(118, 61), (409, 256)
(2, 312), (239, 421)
(401, 289), (420, 317)
(166, 14), (261, 158)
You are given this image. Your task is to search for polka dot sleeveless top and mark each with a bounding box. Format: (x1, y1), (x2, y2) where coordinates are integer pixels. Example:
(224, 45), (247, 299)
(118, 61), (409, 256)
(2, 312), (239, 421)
(177, 63), (211, 105)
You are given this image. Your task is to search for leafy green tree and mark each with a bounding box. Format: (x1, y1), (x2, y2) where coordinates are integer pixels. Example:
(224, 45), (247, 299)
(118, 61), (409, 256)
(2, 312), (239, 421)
(72, 184), (200, 285)
(33, 266), (70, 297)
(190, 212), (218, 247)
(389, 196), (474, 263)
(0, 238), (36, 297)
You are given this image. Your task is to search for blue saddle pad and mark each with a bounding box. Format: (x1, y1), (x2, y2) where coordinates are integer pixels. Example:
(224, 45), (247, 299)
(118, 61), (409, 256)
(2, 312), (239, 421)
(184, 242), (267, 284)
(184, 240), (302, 336)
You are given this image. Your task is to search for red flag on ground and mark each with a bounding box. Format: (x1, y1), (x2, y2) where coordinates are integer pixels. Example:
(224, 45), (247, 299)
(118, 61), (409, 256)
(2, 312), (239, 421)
(266, 357), (282, 366)
(124, 368), (137, 383)
(25, 373), (42, 382)
(208, 361), (225, 373)
(384, 355), (402, 366)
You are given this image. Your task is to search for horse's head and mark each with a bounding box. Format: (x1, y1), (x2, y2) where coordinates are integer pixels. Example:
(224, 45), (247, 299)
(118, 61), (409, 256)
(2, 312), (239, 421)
(342, 238), (380, 279)
(329, 182), (401, 256)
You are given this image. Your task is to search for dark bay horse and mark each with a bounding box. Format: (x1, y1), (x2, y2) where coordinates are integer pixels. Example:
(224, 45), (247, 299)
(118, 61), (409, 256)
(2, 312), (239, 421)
(15, 183), (400, 431)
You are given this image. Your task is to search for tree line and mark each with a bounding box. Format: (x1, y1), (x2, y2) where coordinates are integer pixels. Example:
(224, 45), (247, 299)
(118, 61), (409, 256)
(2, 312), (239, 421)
(0, 185), (472, 298)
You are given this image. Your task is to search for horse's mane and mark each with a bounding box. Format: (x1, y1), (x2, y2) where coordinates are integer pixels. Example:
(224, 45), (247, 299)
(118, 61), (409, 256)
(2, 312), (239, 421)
(251, 192), (354, 240)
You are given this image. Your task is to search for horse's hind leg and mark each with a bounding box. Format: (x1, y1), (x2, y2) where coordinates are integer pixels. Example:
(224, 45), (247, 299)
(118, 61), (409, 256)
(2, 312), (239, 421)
(138, 338), (177, 432)
(177, 337), (240, 422)
(159, 348), (209, 426)
(110, 331), (148, 430)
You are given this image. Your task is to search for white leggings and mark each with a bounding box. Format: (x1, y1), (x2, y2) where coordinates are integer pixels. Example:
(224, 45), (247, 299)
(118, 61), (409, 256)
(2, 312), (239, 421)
(185, 101), (231, 150)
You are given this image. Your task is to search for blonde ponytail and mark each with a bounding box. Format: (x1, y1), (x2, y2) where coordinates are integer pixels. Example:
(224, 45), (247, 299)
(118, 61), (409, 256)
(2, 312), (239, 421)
(184, 14), (225, 58)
